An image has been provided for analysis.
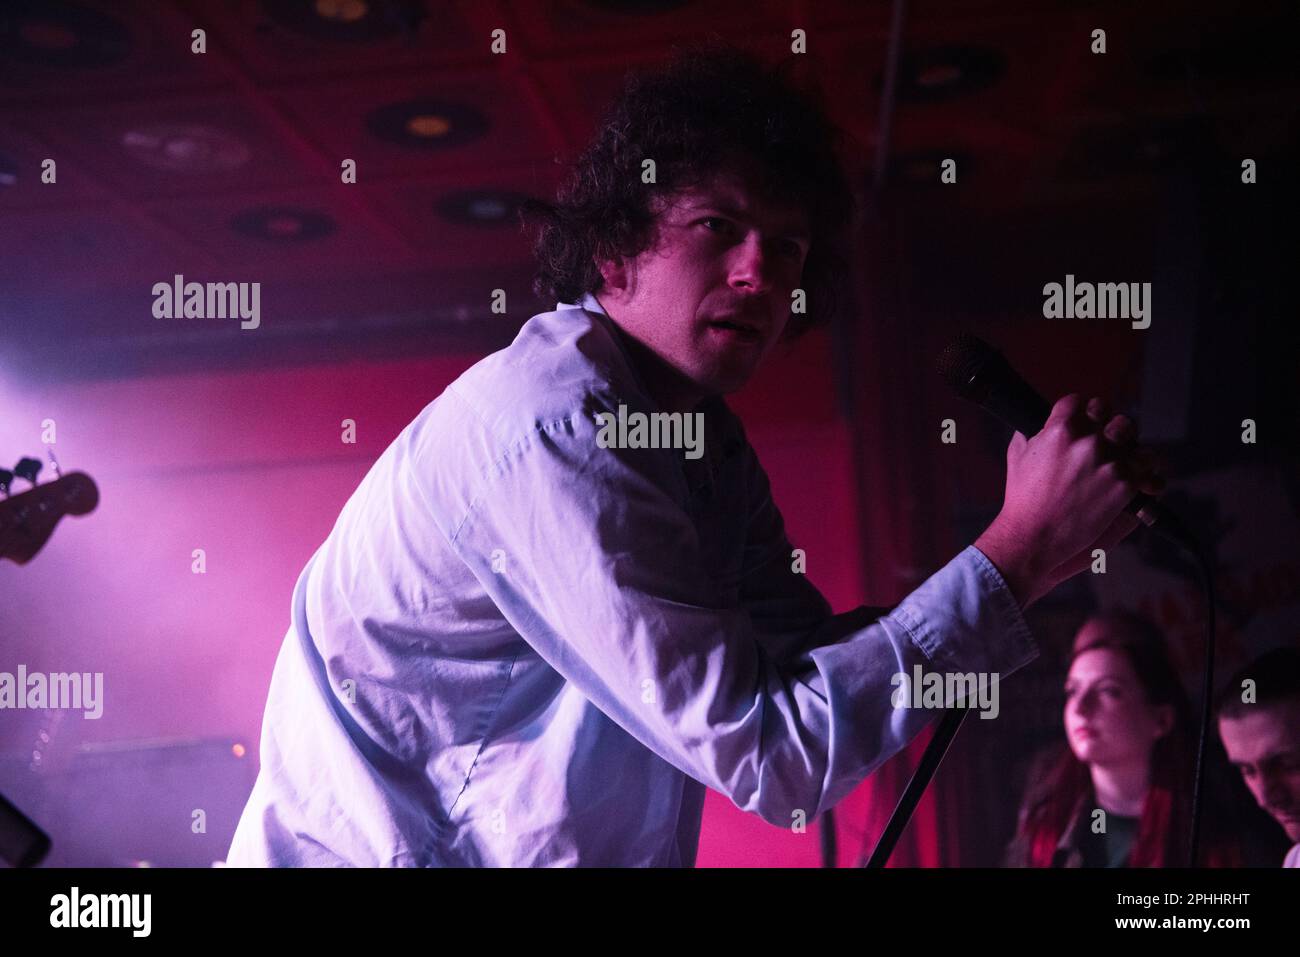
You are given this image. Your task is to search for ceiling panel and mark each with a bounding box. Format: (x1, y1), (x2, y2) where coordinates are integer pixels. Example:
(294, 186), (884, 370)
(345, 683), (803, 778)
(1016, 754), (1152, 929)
(0, 0), (1293, 383)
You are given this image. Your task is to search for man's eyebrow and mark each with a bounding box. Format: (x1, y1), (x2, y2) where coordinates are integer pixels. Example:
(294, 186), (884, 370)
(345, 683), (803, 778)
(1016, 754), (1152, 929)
(683, 199), (810, 240)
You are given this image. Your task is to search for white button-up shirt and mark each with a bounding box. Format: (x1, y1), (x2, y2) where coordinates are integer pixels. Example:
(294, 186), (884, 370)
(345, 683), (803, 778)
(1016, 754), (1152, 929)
(227, 293), (1038, 866)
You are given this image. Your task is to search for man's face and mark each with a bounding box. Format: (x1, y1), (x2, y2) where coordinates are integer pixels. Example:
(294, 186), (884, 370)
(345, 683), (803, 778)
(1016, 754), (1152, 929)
(1218, 703), (1300, 841)
(594, 160), (811, 407)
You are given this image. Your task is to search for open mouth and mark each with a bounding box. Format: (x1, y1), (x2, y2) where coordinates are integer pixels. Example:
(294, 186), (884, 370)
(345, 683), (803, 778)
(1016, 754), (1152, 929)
(708, 320), (764, 342)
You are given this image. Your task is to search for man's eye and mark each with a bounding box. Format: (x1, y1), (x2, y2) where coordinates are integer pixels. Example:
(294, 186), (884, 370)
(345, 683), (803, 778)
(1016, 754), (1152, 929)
(699, 217), (729, 233)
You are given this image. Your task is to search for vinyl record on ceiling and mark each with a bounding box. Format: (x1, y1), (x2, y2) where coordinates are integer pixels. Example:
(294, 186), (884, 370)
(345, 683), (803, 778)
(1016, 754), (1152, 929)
(121, 125), (252, 173)
(891, 150), (975, 186)
(365, 99), (489, 150)
(887, 46), (1005, 103)
(0, 0), (131, 69)
(231, 206), (337, 241)
(435, 189), (535, 227)
(259, 0), (426, 43)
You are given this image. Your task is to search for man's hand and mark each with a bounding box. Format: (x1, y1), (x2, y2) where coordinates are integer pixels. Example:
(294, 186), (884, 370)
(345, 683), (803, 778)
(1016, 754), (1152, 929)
(974, 393), (1165, 609)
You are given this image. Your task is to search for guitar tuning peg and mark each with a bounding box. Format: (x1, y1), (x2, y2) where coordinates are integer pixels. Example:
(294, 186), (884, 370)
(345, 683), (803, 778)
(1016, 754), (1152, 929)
(47, 449), (62, 479)
(13, 457), (42, 484)
(0, 468), (11, 496)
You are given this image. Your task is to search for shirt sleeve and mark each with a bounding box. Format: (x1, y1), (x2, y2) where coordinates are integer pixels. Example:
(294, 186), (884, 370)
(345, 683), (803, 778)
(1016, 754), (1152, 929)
(444, 390), (1039, 826)
(735, 435), (836, 650)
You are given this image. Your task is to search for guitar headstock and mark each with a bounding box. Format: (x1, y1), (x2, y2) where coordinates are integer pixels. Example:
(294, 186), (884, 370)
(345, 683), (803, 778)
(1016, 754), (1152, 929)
(0, 462), (99, 565)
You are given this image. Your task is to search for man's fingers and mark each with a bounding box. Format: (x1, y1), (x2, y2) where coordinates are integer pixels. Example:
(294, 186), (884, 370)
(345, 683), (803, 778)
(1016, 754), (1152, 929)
(1129, 447), (1167, 496)
(1094, 509), (1141, 551)
(1046, 510), (1142, 589)
(1102, 413), (1138, 449)
(1107, 444), (1165, 495)
(1006, 430), (1028, 465)
(1046, 393), (1086, 430)
(1086, 396), (1112, 425)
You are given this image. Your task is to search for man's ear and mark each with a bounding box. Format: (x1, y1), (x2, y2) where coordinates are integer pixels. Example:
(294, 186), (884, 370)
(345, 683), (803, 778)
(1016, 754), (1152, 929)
(1155, 704), (1175, 739)
(596, 254), (633, 300)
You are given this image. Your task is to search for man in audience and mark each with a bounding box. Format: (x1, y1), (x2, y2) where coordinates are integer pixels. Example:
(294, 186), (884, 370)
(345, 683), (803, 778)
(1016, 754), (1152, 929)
(1216, 645), (1300, 867)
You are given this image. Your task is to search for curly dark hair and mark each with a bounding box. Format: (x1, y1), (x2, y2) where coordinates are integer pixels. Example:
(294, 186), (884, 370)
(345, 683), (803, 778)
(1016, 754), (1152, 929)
(517, 39), (860, 341)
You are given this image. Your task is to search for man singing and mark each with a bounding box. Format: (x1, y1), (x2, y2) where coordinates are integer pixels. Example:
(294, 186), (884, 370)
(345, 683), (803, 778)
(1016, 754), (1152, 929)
(227, 44), (1163, 867)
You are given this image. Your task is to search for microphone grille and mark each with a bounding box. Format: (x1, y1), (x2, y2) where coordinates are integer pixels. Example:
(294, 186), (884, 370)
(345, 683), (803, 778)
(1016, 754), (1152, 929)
(936, 332), (999, 397)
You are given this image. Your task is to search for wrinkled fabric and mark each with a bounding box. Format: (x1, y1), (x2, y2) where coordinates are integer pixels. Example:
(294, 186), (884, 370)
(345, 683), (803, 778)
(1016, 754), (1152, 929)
(227, 293), (1039, 867)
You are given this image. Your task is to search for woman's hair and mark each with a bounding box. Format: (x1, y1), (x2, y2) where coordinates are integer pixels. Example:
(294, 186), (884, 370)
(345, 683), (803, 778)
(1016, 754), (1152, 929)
(1014, 611), (1202, 867)
(516, 39), (860, 341)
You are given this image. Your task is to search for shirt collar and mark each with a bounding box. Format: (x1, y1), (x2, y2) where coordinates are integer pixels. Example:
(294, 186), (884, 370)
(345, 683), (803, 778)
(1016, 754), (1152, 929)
(556, 291), (608, 316)
(558, 291), (656, 404)
(554, 292), (735, 441)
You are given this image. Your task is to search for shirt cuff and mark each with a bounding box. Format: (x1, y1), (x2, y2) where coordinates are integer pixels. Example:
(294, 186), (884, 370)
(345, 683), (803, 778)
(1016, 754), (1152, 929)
(888, 544), (1039, 679)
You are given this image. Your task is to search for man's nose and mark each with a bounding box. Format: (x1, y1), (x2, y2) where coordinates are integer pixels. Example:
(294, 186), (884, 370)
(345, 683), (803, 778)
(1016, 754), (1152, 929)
(728, 233), (777, 294)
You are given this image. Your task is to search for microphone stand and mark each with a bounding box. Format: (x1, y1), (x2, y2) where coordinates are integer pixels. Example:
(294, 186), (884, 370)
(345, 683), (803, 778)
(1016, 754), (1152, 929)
(860, 706), (970, 867)
(0, 790), (51, 867)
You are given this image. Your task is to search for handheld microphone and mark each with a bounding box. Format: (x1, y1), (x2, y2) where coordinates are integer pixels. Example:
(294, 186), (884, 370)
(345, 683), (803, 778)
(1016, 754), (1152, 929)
(937, 333), (1195, 550)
